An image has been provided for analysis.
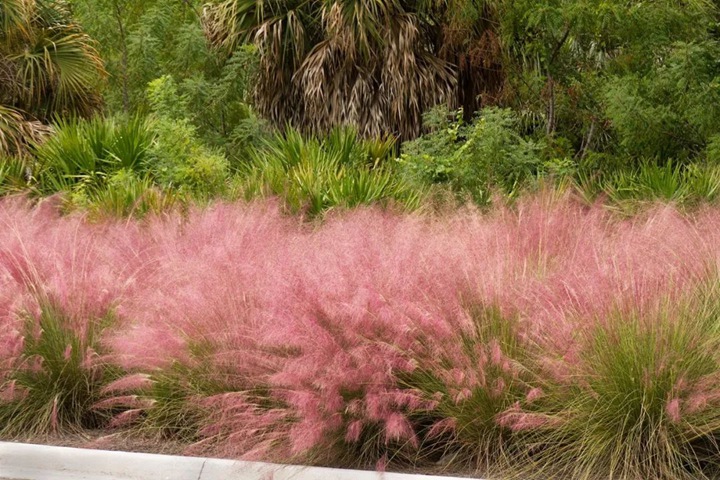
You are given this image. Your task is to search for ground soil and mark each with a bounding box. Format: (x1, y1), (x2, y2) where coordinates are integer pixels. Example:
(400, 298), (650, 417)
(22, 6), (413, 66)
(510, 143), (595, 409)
(0, 429), (191, 457)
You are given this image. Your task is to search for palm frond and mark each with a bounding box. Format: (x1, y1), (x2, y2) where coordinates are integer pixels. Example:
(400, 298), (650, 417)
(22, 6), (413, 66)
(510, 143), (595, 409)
(0, 104), (51, 157)
(204, 0), (466, 139)
(2, 0), (105, 120)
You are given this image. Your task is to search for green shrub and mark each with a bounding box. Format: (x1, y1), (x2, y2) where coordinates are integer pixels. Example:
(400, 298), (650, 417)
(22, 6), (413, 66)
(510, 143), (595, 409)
(602, 41), (720, 161)
(400, 107), (543, 205)
(238, 127), (422, 216)
(148, 117), (229, 198)
(148, 70), (269, 169)
(146, 77), (230, 198)
(34, 116), (154, 194)
(0, 302), (120, 436)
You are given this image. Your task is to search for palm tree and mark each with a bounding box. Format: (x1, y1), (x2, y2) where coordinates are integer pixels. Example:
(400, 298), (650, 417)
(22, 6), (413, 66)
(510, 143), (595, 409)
(0, 0), (105, 156)
(203, 0), (499, 139)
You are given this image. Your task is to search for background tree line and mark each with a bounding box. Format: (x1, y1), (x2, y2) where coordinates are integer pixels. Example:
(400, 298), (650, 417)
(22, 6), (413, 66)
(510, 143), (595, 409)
(4, 0), (720, 215)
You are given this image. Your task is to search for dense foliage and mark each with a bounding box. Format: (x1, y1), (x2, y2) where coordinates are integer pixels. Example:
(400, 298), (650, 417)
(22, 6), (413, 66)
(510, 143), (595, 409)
(1, 0), (720, 212)
(0, 0), (105, 156)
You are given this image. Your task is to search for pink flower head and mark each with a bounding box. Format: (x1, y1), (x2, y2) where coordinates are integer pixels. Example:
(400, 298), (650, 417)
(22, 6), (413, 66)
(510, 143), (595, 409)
(666, 398), (681, 423)
(526, 387), (544, 404)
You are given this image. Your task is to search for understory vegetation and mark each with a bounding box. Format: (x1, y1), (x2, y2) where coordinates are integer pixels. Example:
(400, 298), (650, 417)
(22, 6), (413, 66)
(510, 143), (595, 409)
(5, 0), (720, 217)
(6, 0), (720, 478)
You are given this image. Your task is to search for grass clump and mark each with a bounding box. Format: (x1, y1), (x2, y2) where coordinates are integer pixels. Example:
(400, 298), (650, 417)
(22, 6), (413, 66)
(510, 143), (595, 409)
(401, 304), (548, 474)
(527, 285), (720, 480)
(0, 300), (120, 436)
(238, 127), (422, 217)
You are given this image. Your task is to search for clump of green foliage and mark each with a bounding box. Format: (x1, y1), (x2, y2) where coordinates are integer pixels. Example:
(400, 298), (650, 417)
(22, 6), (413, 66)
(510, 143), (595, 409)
(239, 127), (422, 216)
(29, 114), (182, 217)
(400, 107), (543, 204)
(0, 301), (120, 436)
(145, 76), (230, 198)
(34, 115), (154, 194)
(603, 41), (720, 162)
(0, 157), (29, 195)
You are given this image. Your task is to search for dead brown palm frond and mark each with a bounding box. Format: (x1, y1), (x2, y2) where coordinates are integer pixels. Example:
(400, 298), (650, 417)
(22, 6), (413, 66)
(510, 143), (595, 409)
(0, 54), (19, 102)
(299, 4), (456, 139)
(0, 0), (29, 40)
(0, 104), (52, 157)
(433, 0), (505, 116)
(204, 0), (476, 139)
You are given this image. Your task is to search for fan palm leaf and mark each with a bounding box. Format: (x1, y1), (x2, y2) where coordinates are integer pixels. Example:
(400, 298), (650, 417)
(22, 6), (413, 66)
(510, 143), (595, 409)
(0, 0), (104, 156)
(0, 105), (51, 157)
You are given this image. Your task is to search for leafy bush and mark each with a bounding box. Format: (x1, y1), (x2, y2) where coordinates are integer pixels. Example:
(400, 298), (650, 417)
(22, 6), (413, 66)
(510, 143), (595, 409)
(147, 76), (230, 198)
(603, 41), (720, 161)
(147, 65), (268, 168)
(400, 107), (543, 204)
(148, 116), (229, 198)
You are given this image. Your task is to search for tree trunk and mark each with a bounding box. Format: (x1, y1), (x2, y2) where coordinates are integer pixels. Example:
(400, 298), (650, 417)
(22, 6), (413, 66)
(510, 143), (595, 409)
(546, 75), (555, 136)
(112, 0), (130, 113)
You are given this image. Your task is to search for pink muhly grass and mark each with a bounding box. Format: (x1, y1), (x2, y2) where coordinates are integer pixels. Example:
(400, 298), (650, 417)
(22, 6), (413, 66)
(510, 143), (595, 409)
(0, 380), (24, 402)
(684, 392), (713, 414)
(101, 374), (154, 394)
(92, 395), (154, 410)
(384, 413), (417, 446)
(194, 391), (295, 461)
(666, 398), (681, 423)
(426, 418), (457, 439)
(345, 420), (364, 443)
(525, 387), (544, 403)
(6, 193), (720, 474)
(50, 397), (59, 432)
(496, 402), (556, 432)
(108, 409), (144, 429)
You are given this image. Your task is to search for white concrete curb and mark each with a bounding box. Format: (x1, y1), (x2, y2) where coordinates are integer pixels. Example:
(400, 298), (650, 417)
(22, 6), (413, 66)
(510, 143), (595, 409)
(0, 442), (478, 480)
